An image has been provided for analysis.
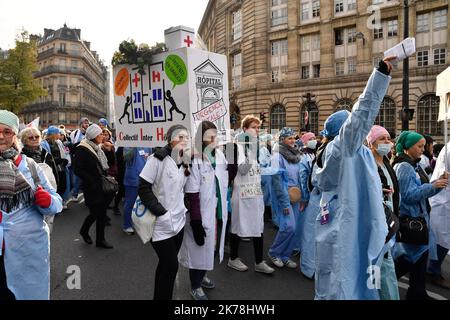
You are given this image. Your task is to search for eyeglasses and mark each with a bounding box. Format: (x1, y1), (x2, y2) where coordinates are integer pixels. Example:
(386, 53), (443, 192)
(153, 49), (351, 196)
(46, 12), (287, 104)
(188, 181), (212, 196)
(27, 135), (41, 140)
(0, 129), (15, 138)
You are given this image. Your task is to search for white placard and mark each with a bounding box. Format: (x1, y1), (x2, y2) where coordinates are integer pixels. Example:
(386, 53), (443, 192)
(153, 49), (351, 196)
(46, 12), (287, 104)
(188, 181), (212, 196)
(113, 47), (230, 147)
(239, 183), (263, 199)
(384, 37), (416, 62)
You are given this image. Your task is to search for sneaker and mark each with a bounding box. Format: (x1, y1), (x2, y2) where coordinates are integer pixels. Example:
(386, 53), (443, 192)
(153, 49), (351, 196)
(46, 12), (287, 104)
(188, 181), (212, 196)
(62, 204), (68, 210)
(283, 259), (298, 269)
(123, 227), (135, 235)
(227, 258), (248, 272)
(201, 276), (215, 289)
(71, 195), (79, 203)
(292, 250), (300, 257)
(268, 254), (284, 268)
(255, 261), (275, 274)
(241, 237), (251, 242)
(190, 287), (208, 300)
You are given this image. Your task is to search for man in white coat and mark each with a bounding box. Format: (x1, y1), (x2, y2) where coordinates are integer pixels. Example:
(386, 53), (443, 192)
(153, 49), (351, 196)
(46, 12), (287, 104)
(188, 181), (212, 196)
(428, 142), (450, 289)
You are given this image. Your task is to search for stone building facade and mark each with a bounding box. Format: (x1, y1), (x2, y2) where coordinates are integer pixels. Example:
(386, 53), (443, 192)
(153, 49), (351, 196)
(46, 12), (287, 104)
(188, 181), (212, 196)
(21, 24), (107, 129)
(198, 0), (449, 140)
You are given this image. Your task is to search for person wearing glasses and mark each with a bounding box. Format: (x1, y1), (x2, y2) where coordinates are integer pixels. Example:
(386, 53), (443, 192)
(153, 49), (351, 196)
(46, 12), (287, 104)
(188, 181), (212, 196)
(0, 110), (63, 300)
(138, 124), (191, 300)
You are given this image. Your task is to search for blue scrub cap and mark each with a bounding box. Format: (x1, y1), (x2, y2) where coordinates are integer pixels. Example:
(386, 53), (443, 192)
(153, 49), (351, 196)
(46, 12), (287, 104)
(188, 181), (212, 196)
(98, 118), (108, 126)
(47, 126), (60, 136)
(321, 110), (350, 138)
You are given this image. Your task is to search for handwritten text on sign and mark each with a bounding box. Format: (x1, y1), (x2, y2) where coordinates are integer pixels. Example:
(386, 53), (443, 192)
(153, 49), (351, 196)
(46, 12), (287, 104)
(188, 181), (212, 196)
(192, 99), (227, 123)
(239, 183), (263, 199)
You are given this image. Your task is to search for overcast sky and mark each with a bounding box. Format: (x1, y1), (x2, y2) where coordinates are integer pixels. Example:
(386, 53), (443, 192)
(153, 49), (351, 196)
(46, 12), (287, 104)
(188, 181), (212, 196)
(0, 0), (210, 64)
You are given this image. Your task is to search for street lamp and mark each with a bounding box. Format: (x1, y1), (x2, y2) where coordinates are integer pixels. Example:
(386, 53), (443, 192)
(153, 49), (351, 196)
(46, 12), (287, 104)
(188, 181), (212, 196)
(302, 93), (316, 132)
(401, 0), (421, 130)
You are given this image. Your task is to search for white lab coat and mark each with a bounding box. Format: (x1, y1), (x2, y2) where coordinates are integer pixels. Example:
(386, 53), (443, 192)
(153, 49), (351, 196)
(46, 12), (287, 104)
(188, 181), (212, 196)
(231, 144), (264, 237)
(179, 150), (229, 270)
(429, 142), (450, 249)
(139, 154), (187, 242)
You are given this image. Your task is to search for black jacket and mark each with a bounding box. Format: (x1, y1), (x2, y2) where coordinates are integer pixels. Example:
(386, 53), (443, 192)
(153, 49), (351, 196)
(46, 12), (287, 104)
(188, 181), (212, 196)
(377, 156), (400, 217)
(73, 144), (107, 206)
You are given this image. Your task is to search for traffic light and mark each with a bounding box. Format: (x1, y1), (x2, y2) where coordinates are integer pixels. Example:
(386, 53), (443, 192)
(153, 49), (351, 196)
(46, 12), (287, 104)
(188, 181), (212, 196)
(260, 112), (268, 126)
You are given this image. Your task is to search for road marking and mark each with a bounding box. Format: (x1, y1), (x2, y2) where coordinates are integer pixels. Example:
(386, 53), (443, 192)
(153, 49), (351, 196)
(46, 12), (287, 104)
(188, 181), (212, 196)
(398, 277), (448, 300)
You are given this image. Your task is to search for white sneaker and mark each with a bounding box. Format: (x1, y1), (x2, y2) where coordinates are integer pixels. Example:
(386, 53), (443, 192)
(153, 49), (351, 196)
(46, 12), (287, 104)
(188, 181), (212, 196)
(268, 253), (284, 268)
(123, 227), (135, 235)
(255, 261), (275, 274)
(283, 259), (298, 269)
(227, 258), (248, 272)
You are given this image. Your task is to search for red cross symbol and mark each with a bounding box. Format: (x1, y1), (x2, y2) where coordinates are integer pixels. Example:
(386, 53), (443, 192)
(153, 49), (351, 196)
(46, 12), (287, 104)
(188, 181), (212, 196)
(184, 35), (193, 47)
(132, 73), (140, 87)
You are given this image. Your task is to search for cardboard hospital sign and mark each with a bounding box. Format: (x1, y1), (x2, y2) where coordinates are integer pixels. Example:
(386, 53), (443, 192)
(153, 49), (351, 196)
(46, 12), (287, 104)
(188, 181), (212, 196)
(113, 47), (230, 148)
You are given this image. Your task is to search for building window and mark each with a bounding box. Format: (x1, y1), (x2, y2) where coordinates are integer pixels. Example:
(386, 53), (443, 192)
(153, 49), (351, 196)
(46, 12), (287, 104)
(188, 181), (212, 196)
(312, 0), (320, 17)
(387, 20), (398, 37)
(335, 0), (344, 13)
(302, 66), (310, 79)
(301, 2), (310, 21)
(335, 99), (353, 111)
(59, 43), (66, 53)
(313, 64), (320, 78)
(433, 9), (448, 29)
(232, 52), (242, 90)
(300, 103), (319, 135)
(374, 27), (383, 39)
(232, 10), (242, 41)
(59, 112), (66, 123)
(348, 57), (356, 74)
(434, 48), (446, 65)
(270, 104), (286, 130)
(336, 61), (345, 75)
(59, 93), (66, 106)
(347, 27), (357, 43)
(335, 29), (344, 45)
(417, 13), (429, 32)
(417, 50), (429, 67)
(312, 34), (320, 50)
(271, 39), (288, 82)
(271, 0), (288, 26)
(301, 36), (310, 51)
(417, 95), (443, 135)
(71, 60), (78, 70)
(347, 0), (356, 11)
(375, 97), (396, 133)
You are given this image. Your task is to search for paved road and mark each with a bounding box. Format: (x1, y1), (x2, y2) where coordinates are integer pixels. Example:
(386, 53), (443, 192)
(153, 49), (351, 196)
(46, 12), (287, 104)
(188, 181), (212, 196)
(50, 200), (450, 300)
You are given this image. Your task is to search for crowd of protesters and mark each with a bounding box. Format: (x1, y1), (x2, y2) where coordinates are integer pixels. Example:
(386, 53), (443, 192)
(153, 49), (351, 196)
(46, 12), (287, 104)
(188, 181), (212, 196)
(1, 56), (449, 301)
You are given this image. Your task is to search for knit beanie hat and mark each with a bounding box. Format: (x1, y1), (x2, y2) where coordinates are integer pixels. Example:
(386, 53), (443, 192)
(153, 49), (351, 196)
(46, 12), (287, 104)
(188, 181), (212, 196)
(301, 132), (316, 145)
(279, 127), (296, 142)
(0, 110), (20, 134)
(85, 124), (103, 140)
(396, 131), (424, 154)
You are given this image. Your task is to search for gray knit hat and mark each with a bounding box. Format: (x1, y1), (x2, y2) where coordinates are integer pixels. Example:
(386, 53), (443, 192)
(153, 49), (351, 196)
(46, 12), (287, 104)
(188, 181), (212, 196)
(0, 110), (20, 134)
(85, 124), (103, 140)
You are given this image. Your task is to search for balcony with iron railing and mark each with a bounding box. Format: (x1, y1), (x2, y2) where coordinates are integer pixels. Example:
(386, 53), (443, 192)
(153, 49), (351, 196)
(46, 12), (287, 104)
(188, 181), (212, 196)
(37, 48), (105, 78)
(34, 65), (106, 93)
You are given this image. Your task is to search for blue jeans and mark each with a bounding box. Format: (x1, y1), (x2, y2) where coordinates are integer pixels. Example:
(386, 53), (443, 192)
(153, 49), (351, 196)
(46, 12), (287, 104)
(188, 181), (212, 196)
(123, 186), (138, 229)
(428, 244), (449, 275)
(71, 172), (82, 197)
(379, 250), (400, 300)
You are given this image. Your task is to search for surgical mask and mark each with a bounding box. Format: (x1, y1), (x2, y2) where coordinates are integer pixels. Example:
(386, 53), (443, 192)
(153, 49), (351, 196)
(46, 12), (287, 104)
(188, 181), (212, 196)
(376, 143), (392, 156)
(307, 140), (318, 150)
